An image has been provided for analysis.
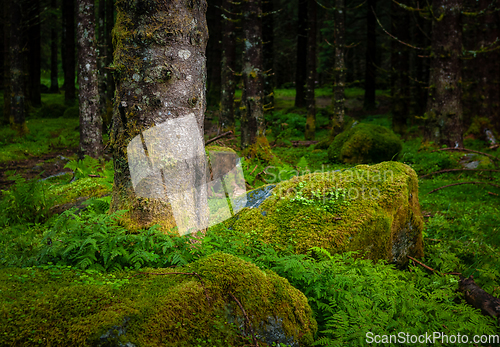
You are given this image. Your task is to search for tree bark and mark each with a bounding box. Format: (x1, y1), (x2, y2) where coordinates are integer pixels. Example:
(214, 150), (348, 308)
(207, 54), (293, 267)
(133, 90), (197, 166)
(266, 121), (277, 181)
(332, 0), (346, 134)
(304, 0), (316, 140)
(294, 0), (308, 108)
(49, 0), (59, 93)
(97, 0), (107, 120)
(10, 0), (28, 135)
(425, 0), (463, 147)
(364, 0), (377, 110)
(458, 276), (500, 324)
(76, 0), (103, 159)
(241, 0), (265, 148)
(3, 0), (11, 124)
(110, 0), (209, 234)
(219, 0), (237, 131)
(105, 0), (115, 100)
(390, 0), (410, 134)
(206, 0), (222, 108)
(63, 0), (76, 104)
(27, 0), (41, 107)
(263, 0), (274, 113)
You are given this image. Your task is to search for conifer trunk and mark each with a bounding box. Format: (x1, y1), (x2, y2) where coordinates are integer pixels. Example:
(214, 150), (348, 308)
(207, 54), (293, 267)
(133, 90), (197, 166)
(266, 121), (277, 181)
(304, 0), (316, 140)
(49, 0), (59, 93)
(425, 0), (463, 147)
(10, 1), (27, 135)
(241, 0), (264, 148)
(110, 0), (209, 234)
(220, 0), (237, 131)
(63, 0), (76, 104)
(106, 0), (115, 103)
(76, 0), (103, 158)
(332, 0), (346, 134)
(3, 0), (11, 124)
(364, 0), (377, 110)
(27, 0), (41, 107)
(294, 0), (307, 108)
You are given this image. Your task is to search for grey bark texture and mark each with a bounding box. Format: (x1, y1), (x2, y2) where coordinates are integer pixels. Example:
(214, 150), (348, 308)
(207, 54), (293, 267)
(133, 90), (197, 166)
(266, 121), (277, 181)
(425, 0), (463, 147)
(240, 0), (265, 148)
(76, 0), (103, 158)
(332, 0), (346, 134)
(110, 0), (209, 233)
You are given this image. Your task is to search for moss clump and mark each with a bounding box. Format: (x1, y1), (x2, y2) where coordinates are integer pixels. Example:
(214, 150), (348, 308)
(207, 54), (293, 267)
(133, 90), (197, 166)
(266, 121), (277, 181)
(327, 123), (402, 164)
(0, 253), (317, 346)
(211, 161), (423, 267)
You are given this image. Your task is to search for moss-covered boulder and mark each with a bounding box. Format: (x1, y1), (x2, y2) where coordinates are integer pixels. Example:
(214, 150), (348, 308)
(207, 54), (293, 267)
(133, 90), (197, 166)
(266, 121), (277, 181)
(327, 123), (402, 164)
(212, 161), (423, 268)
(0, 253), (317, 346)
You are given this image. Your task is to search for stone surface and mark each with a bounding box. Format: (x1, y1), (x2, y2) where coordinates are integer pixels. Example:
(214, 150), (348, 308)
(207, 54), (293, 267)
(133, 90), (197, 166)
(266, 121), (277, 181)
(0, 253), (317, 346)
(328, 123), (403, 164)
(211, 161), (424, 268)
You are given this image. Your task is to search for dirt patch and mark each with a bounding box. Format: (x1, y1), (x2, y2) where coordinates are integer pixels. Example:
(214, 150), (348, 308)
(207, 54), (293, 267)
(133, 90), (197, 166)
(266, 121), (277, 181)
(0, 149), (77, 192)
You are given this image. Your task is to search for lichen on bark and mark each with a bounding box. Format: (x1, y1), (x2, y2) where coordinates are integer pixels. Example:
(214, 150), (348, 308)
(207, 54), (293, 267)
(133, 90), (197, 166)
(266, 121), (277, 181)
(110, 0), (209, 234)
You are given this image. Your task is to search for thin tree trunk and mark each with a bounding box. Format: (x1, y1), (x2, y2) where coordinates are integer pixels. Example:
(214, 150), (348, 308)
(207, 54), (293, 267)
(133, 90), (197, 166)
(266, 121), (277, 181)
(10, 0), (28, 135)
(332, 0), (346, 135)
(425, 0), (463, 147)
(27, 0), (41, 107)
(49, 0), (59, 93)
(390, 0), (410, 134)
(263, 0), (274, 113)
(3, 0), (11, 124)
(241, 0), (265, 148)
(97, 0), (106, 120)
(220, 0), (237, 131)
(304, 0), (316, 140)
(206, 0), (222, 108)
(105, 0), (115, 102)
(76, 0), (102, 158)
(110, 0), (209, 234)
(0, 2), (4, 93)
(413, 11), (429, 119)
(364, 0), (377, 110)
(63, 0), (76, 104)
(294, 0), (308, 108)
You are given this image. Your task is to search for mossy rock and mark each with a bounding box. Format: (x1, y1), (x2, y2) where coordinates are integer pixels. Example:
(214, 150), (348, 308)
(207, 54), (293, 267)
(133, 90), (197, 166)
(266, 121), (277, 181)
(327, 123), (402, 164)
(211, 161), (424, 268)
(0, 253), (317, 346)
(34, 103), (68, 119)
(62, 106), (80, 119)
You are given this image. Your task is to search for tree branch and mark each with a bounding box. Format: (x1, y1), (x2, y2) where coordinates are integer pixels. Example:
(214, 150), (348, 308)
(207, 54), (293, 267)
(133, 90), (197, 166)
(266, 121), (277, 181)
(428, 181), (500, 194)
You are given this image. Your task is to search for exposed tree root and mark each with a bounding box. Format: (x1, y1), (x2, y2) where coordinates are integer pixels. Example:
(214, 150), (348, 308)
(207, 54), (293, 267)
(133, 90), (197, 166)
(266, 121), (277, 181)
(205, 131), (233, 146)
(420, 168), (500, 179)
(458, 276), (500, 324)
(229, 292), (260, 347)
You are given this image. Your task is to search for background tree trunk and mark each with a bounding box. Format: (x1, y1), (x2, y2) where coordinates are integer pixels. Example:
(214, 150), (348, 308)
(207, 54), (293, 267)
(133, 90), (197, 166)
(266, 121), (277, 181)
(27, 0), (41, 107)
(3, 0), (11, 124)
(263, 0), (274, 113)
(76, 0), (102, 158)
(390, 0), (410, 134)
(364, 0), (377, 110)
(241, 0), (265, 148)
(206, 0), (222, 109)
(97, 0), (107, 121)
(49, 0), (59, 93)
(63, 0), (76, 104)
(110, 0), (209, 234)
(304, 0), (316, 140)
(294, 0), (308, 108)
(332, 0), (346, 134)
(425, 0), (463, 147)
(10, 0), (28, 135)
(219, 0), (237, 131)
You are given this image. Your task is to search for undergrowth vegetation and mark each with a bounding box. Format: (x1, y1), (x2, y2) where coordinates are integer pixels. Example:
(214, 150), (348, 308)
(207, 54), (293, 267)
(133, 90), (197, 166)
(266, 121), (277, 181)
(1, 87), (499, 345)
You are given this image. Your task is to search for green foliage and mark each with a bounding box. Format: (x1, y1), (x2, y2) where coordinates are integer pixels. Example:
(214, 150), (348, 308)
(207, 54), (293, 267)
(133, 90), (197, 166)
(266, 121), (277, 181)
(64, 155), (114, 189)
(62, 106), (79, 119)
(400, 138), (457, 175)
(0, 175), (54, 226)
(328, 123), (402, 164)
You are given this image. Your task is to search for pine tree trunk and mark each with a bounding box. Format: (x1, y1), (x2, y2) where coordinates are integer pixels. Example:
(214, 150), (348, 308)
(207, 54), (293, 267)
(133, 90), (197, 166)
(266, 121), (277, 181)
(27, 0), (41, 107)
(332, 0), (346, 134)
(97, 0), (107, 121)
(364, 0), (377, 110)
(425, 0), (463, 147)
(49, 0), (59, 93)
(304, 0), (316, 140)
(294, 0), (307, 108)
(390, 0), (410, 134)
(241, 0), (265, 148)
(76, 0), (103, 158)
(10, 1), (28, 135)
(220, 0), (237, 131)
(105, 0), (115, 108)
(263, 0), (274, 113)
(3, 0), (11, 124)
(110, 0), (209, 234)
(206, 0), (222, 108)
(63, 0), (76, 104)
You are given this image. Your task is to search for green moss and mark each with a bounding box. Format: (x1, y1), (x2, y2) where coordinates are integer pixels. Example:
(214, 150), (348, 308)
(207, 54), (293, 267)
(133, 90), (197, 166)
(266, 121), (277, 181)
(0, 253), (316, 346)
(328, 123), (403, 164)
(212, 162), (423, 267)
